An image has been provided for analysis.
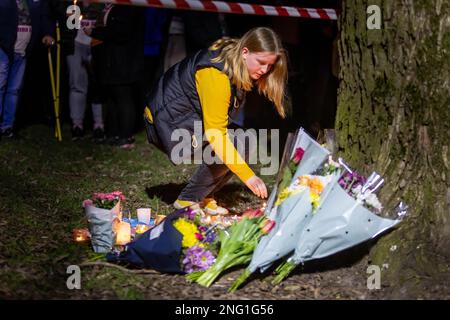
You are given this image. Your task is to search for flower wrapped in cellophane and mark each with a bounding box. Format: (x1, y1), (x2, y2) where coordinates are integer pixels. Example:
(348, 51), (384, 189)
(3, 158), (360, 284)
(272, 159), (403, 285)
(230, 131), (338, 292)
(83, 191), (125, 253)
(230, 128), (404, 290)
(186, 207), (276, 287)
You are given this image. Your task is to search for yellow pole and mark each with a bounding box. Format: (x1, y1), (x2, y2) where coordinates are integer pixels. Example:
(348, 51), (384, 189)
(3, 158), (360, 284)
(47, 47), (57, 118)
(48, 46), (61, 142)
(54, 22), (62, 141)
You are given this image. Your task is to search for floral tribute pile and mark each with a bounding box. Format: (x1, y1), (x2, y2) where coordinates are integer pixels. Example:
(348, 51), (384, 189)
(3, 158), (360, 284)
(73, 128), (405, 291)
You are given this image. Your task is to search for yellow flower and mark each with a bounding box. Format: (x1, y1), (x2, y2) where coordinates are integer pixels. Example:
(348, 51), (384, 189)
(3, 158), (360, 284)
(275, 188), (291, 206)
(173, 218), (200, 248)
(309, 177), (324, 194)
(298, 175), (310, 186)
(310, 192), (321, 212)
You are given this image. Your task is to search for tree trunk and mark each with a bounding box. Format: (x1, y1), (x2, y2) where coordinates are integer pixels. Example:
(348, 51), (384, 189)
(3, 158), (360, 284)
(336, 0), (450, 297)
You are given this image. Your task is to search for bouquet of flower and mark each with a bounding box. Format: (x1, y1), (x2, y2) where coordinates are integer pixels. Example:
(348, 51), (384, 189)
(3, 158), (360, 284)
(173, 210), (219, 274)
(265, 128), (331, 218)
(338, 171), (383, 214)
(106, 207), (221, 274)
(272, 166), (398, 285)
(186, 207), (276, 287)
(91, 191), (126, 210)
(83, 191), (125, 253)
(230, 157), (340, 292)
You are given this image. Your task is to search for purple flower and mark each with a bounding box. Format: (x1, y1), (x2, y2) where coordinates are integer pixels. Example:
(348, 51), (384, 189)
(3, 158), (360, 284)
(183, 207), (197, 220)
(204, 231), (216, 244)
(182, 245), (215, 273)
(338, 171), (367, 193)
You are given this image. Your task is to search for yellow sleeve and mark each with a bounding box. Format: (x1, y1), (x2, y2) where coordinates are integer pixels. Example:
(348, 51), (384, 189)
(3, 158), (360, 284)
(195, 67), (255, 183)
(144, 106), (153, 123)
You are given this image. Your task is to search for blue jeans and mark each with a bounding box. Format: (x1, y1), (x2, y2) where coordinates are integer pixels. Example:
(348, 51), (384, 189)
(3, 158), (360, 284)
(0, 48), (27, 130)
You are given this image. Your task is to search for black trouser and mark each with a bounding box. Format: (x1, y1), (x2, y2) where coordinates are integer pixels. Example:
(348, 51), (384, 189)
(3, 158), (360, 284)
(178, 127), (256, 202)
(105, 83), (136, 139)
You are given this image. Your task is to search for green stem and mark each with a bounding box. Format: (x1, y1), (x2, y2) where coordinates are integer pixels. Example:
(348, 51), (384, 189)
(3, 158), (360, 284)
(229, 268), (252, 292)
(272, 261), (297, 285)
(185, 270), (205, 283)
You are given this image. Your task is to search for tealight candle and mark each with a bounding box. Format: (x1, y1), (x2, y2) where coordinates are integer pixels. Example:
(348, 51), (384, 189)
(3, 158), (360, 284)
(115, 221), (131, 245)
(73, 229), (90, 242)
(135, 224), (150, 234)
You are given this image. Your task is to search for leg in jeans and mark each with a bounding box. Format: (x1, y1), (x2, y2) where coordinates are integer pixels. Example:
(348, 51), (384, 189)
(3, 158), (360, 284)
(178, 129), (257, 202)
(0, 52), (26, 131)
(0, 48), (9, 122)
(67, 43), (89, 128)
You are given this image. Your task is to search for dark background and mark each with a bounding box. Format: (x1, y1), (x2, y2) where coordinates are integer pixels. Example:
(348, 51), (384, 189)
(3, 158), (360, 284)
(15, 0), (340, 141)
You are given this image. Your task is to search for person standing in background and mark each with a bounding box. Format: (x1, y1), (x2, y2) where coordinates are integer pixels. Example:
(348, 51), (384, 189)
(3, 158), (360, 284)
(163, 13), (186, 72)
(64, 0), (105, 142)
(0, 0), (54, 139)
(84, 4), (145, 149)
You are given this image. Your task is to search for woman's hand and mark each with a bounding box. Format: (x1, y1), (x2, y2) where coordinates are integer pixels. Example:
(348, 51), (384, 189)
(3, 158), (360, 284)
(245, 175), (268, 199)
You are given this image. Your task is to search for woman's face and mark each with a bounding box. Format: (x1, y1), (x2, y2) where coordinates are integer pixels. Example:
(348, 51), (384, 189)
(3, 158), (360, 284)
(242, 48), (278, 80)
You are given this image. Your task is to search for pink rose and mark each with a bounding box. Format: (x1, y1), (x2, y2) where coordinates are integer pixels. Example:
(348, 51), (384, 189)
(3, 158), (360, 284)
(260, 219), (276, 235)
(292, 148), (305, 165)
(82, 199), (93, 208)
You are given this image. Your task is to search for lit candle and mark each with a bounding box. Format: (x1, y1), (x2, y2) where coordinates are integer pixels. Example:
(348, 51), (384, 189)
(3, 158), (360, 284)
(115, 221), (131, 245)
(135, 224), (150, 234)
(155, 214), (166, 225)
(73, 229), (90, 242)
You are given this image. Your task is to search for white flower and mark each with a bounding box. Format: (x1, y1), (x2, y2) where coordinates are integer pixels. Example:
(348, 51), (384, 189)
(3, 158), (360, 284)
(328, 155), (340, 168)
(365, 193), (383, 212)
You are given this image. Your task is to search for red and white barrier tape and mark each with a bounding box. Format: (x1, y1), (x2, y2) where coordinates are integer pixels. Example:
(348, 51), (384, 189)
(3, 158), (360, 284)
(92, 0), (338, 20)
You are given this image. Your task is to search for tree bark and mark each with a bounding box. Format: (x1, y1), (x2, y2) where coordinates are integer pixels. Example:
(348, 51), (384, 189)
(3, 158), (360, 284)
(336, 0), (450, 297)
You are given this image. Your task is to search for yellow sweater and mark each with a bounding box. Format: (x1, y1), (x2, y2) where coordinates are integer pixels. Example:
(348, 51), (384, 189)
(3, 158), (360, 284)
(145, 67), (255, 183)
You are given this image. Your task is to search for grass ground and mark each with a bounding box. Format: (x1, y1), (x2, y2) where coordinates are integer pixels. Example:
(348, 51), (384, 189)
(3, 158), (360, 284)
(6, 125), (447, 300)
(0, 124), (273, 299)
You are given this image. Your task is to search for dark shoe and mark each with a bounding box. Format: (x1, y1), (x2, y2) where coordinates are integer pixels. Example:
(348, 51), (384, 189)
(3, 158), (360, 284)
(71, 126), (84, 141)
(106, 136), (120, 146)
(117, 137), (135, 150)
(92, 127), (106, 144)
(1, 128), (14, 138)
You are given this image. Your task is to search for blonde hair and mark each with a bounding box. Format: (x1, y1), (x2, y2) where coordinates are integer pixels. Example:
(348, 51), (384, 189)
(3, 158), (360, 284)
(209, 27), (289, 118)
